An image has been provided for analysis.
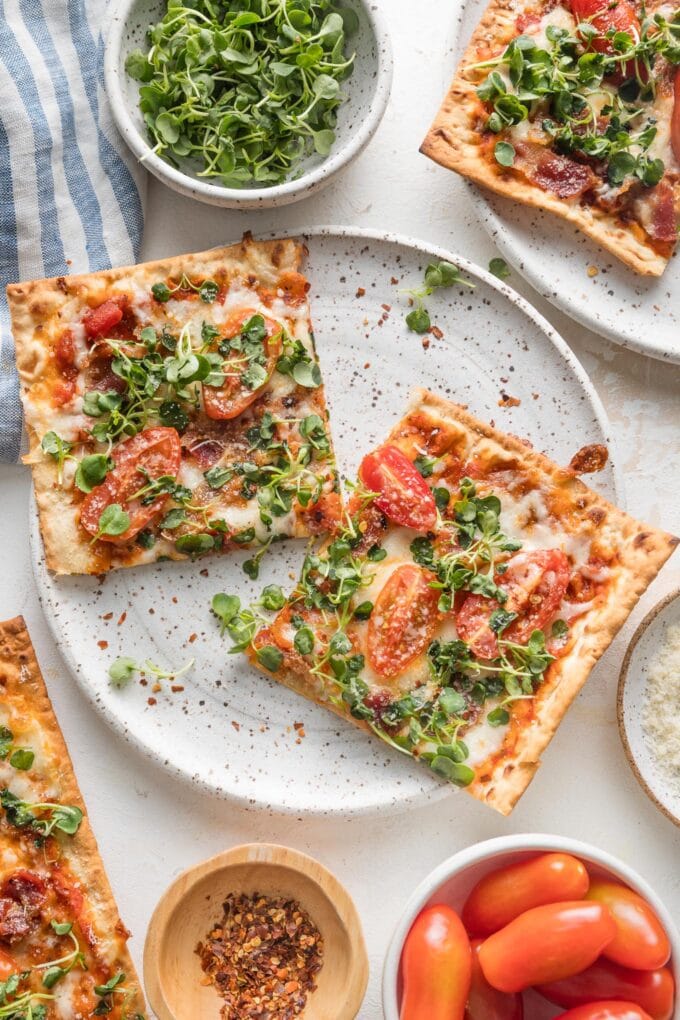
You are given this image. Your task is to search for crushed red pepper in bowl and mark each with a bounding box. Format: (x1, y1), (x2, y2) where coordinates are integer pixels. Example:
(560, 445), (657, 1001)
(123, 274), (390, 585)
(196, 890), (324, 1019)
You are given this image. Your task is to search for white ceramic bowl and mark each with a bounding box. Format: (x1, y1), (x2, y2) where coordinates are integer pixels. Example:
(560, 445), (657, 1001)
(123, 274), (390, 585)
(383, 834), (680, 1020)
(104, 0), (392, 208)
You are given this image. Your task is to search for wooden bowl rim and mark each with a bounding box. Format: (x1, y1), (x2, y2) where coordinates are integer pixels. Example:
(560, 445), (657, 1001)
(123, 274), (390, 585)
(617, 586), (680, 830)
(143, 842), (369, 1020)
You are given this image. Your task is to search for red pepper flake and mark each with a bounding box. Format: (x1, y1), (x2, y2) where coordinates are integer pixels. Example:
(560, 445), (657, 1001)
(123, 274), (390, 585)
(117, 611), (127, 626)
(197, 892), (323, 1019)
(101, 612), (113, 621)
(430, 325), (444, 340)
(147, 697), (157, 706)
(390, 276), (399, 285)
(231, 721), (241, 732)
(381, 303), (391, 312)
(498, 393), (521, 408)
(188, 633), (198, 644)
(171, 685), (184, 693)
(421, 337), (431, 350)
(97, 640), (108, 650)
(355, 287), (365, 297)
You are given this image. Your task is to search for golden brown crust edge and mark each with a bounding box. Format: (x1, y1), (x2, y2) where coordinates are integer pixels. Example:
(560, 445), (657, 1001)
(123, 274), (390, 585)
(0, 616), (146, 1013)
(419, 0), (670, 277)
(8, 236), (306, 575)
(249, 389), (677, 816)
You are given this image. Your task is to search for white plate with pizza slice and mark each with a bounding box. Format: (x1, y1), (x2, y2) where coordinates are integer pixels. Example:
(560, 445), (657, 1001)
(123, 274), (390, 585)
(436, 0), (680, 363)
(30, 227), (621, 816)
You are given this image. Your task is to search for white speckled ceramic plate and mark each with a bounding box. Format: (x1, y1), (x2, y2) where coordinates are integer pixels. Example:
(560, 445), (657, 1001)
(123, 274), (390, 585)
(618, 589), (680, 828)
(447, 1), (680, 363)
(32, 227), (620, 816)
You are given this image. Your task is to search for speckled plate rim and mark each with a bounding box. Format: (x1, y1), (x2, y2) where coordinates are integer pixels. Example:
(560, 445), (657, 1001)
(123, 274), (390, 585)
(617, 587), (680, 829)
(30, 225), (622, 817)
(104, 0), (394, 210)
(443, 4), (680, 364)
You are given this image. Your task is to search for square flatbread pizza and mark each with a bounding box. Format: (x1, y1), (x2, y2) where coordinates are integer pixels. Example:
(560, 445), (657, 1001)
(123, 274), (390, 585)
(222, 389), (677, 814)
(421, 0), (680, 276)
(0, 616), (146, 1018)
(8, 235), (340, 575)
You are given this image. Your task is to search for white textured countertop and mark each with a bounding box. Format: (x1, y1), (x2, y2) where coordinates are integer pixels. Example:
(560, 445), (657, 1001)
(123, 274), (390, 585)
(1, 1), (679, 1015)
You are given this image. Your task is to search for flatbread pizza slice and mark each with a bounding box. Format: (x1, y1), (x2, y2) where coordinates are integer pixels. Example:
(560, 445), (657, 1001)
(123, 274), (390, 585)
(421, 0), (680, 276)
(219, 389), (677, 815)
(0, 615), (146, 1018)
(8, 234), (340, 575)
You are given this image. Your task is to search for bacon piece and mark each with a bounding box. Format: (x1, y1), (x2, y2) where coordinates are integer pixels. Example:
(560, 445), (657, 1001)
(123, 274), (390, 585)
(186, 437), (225, 469)
(512, 141), (598, 198)
(0, 871), (46, 945)
(636, 181), (678, 244)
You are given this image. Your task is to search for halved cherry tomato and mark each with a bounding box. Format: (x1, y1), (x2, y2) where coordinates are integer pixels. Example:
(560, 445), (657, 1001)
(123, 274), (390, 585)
(462, 852), (589, 936)
(82, 297), (125, 339)
(359, 445), (437, 531)
(559, 1004), (653, 1020)
(54, 330), (77, 375)
(367, 564), (440, 679)
(0, 948), (15, 982)
(400, 904), (472, 1020)
(456, 550), (570, 659)
(80, 426), (181, 544)
(570, 0), (641, 79)
(202, 309), (283, 421)
(465, 940), (523, 1020)
(478, 901), (616, 993)
(672, 68), (680, 166)
(537, 960), (675, 1020)
(586, 880), (670, 971)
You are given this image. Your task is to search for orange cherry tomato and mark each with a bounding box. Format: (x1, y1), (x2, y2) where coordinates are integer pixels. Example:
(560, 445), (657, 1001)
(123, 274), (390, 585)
(359, 445), (437, 531)
(559, 1004), (653, 1020)
(672, 68), (680, 166)
(537, 960), (675, 1020)
(586, 880), (670, 971)
(400, 904), (472, 1020)
(456, 550), (570, 659)
(462, 853), (589, 936)
(80, 426), (181, 544)
(0, 948), (15, 981)
(478, 901), (616, 993)
(202, 309), (283, 421)
(82, 297), (125, 338)
(465, 939), (523, 1020)
(367, 564), (440, 679)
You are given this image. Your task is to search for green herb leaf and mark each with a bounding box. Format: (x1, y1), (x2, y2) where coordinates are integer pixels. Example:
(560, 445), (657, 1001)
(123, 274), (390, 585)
(494, 141), (516, 166)
(256, 645), (283, 672)
(489, 257), (511, 279)
(9, 749), (34, 771)
(95, 504), (130, 540)
(74, 454), (112, 493)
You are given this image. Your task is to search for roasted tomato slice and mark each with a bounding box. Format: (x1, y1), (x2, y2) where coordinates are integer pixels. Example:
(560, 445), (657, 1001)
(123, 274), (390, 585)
(672, 68), (680, 166)
(359, 445), (437, 531)
(0, 948), (14, 981)
(456, 549), (570, 659)
(82, 297), (125, 339)
(80, 426), (181, 544)
(570, 0), (641, 78)
(367, 564), (440, 678)
(202, 309), (283, 421)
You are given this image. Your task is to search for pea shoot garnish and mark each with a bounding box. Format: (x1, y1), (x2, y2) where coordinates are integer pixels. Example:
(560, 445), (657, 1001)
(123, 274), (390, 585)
(0, 727), (34, 772)
(0, 789), (83, 840)
(126, 0), (358, 187)
(403, 260), (475, 334)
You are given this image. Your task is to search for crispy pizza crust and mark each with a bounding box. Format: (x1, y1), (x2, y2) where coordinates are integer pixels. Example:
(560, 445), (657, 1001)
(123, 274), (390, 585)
(0, 615), (146, 1015)
(420, 0), (674, 277)
(8, 235), (333, 575)
(249, 389), (677, 815)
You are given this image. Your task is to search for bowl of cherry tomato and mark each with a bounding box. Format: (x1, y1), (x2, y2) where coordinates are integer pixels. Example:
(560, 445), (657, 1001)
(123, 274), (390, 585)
(382, 834), (679, 1020)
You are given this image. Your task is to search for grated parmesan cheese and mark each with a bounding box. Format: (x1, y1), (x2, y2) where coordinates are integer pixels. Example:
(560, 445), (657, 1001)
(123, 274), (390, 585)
(642, 623), (680, 796)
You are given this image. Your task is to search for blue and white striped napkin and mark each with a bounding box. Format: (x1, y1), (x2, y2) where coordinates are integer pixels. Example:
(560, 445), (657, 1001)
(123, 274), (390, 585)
(0, 0), (146, 462)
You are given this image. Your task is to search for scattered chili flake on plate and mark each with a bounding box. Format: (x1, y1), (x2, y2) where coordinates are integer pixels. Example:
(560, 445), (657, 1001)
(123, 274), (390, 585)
(197, 891), (324, 1019)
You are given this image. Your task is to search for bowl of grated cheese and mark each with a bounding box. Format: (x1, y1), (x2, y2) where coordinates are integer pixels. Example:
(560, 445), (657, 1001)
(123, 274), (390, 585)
(618, 587), (680, 829)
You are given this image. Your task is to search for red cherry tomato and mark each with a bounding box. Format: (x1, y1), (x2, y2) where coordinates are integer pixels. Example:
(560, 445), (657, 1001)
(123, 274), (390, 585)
(367, 564), (440, 679)
(359, 445), (437, 531)
(465, 939), (523, 1020)
(82, 297), (125, 339)
(585, 880), (670, 971)
(456, 550), (570, 659)
(559, 1004), (653, 1020)
(0, 949), (15, 981)
(400, 904), (472, 1020)
(478, 901), (616, 993)
(672, 68), (680, 166)
(462, 852), (590, 936)
(202, 309), (283, 421)
(537, 960), (675, 1020)
(80, 427), (181, 544)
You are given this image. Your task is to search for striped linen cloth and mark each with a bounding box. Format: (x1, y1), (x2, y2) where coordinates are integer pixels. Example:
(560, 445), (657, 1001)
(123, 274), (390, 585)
(0, 0), (146, 462)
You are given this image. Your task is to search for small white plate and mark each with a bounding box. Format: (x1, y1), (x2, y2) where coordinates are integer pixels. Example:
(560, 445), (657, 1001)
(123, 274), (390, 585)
(447, 0), (680, 363)
(618, 589), (680, 828)
(32, 227), (619, 817)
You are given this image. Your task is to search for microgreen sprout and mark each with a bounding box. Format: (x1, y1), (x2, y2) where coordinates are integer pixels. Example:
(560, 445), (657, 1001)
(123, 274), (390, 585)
(108, 656), (194, 688)
(403, 261), (475, 334)
(0, 789), (83, 840)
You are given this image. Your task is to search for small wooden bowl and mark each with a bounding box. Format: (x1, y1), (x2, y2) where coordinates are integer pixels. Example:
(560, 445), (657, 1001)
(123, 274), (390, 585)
(144, 843), (369, 1020)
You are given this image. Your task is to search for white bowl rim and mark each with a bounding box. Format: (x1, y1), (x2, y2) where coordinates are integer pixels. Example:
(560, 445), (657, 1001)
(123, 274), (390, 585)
(103, 0), (394, 205)
(382, 832), (680, 1020)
